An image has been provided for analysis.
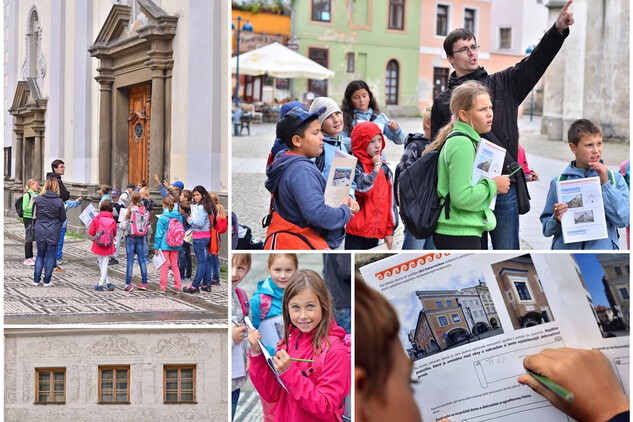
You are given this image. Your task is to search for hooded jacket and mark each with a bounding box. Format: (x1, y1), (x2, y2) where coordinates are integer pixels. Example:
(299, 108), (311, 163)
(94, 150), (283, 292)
(265, 152), (351, 249)
(431, 24), (569, 162)
(32, 191), (66, 245)
(250, 275), (285, 355)
(347, 122), (394, 240)
(540, 161), (629, 249)
(89, 211), (117, 256)
(249, 318), (350, 422)
(435, 121), (497, 237)
(154, 207), (184, 251)
(46, 171), (70, 201)
(345, 107), (405, 145)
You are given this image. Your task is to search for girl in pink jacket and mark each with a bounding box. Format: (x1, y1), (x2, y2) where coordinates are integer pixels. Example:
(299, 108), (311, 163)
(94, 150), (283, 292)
(247, 269), (351, 422)
(89, 200), (117, 291)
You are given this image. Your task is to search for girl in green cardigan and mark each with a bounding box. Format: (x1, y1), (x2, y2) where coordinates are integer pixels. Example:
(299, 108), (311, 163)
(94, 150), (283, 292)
(22, 178), (40, 265)
(425, 81), (510, 249)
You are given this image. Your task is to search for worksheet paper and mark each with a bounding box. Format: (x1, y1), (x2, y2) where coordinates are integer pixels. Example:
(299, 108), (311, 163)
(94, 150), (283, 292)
(324, 149), (357, 208)
(231, 316), (246, 379)
(555, 176), (608, 243)
(472, 139), (505, 210)
(360, 253), (629, 422)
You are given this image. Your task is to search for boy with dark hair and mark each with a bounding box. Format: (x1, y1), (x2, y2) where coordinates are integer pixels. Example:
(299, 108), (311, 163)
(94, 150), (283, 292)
(540, 119), (629, 249)
(264, 106), (355, 249)
(47, 159), (70, 201)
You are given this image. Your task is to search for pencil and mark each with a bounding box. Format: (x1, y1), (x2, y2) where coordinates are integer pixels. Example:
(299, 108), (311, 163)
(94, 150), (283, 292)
(290, 358), (314, 363)
(526, 370), (574, 402)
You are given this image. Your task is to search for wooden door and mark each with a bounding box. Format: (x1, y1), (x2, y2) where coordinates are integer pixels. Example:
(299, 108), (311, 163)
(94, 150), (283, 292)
(128, 84), (151, 186)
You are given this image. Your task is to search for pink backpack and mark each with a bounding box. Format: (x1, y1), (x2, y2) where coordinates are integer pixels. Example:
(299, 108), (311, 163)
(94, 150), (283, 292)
(313, 334), (352, 421)
(130, 205), (150, 236)
(165, 217), (185, 247)
(95, 216), (116, 247)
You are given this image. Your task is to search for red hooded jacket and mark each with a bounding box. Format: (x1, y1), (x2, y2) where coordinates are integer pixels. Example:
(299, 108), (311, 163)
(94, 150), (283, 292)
(249, 318), (350, 422)
(89, 211), (117, 256)
(347, 122), (394, 239)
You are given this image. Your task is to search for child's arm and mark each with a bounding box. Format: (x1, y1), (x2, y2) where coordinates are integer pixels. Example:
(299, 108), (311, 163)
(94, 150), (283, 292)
(540, 178), (565, 237)
(279, 346), (350, 419)
(88, 215), (98, 237)
(602, 173), (630, 228)
(66, 197), (83, 210)
(383, 117), (406, 144)
(153, 217), (165, 251)
(352, 158), (381, 196)
(247, 331), (282, 404)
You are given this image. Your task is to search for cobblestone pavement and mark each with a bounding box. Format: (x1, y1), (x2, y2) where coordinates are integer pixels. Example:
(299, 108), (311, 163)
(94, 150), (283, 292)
(4, 217), (228, 324)
(233, 115), (629, 250)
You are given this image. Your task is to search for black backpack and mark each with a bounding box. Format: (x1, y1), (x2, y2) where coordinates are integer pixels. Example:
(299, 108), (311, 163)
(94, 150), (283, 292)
(398, 132), (469, 239)
(15, 193), (29, 218)
(394, 133), (431, 206)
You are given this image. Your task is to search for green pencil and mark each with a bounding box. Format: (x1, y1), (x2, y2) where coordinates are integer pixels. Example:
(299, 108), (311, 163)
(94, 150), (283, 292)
(526, 370), (574, 402)
(290, 358), (314, 363)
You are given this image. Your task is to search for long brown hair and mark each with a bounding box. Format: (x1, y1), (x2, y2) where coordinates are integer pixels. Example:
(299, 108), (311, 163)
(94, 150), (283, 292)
(126, 191), (142, 220)
(281, 269), (333, 355)
(341, 80), (380, 135)
(42, 178), (60, 195)
(210, 192), (226, 219)
(424, 80), (490, 155)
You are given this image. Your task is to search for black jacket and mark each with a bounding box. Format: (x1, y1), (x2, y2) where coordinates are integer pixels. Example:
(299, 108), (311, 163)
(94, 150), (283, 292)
(33, 191), (66, 245)
(46, 171), (70, 201)
(431, 23), (569, 162)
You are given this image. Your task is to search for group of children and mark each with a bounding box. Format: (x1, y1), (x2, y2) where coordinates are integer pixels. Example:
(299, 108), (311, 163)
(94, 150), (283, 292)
(260, 79), (629, 251)
(231, 253), (351, 422)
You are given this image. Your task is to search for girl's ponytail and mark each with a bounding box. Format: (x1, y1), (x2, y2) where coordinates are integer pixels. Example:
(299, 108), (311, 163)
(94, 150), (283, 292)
(423, 121), (454, 155)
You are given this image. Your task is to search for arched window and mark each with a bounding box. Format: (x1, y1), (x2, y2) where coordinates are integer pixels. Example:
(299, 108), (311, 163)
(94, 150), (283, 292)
(22, 6), (46, 82)
(385, 60), (399, 105)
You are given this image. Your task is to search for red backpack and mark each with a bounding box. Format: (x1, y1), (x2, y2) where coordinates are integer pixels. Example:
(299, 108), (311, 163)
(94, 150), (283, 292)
(95, 215), (117, 247)
(130, 205), (150, 236)
(165, 217), (185, 247)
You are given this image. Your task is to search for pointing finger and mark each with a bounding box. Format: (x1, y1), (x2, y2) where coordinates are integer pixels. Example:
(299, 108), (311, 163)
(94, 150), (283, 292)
(562, 0), (572, 13)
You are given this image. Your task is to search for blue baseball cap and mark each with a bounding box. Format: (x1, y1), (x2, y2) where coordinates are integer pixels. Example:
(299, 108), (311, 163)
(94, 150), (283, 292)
(171, 181), (184, 190)
(276, 106), (326, 146)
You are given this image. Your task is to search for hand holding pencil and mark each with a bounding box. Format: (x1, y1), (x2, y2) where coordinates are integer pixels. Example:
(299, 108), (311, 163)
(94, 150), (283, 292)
(518, 348), (629, 422)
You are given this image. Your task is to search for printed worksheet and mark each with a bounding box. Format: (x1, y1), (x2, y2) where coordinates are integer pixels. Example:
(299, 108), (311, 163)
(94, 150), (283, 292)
(556, 176), (608, 243)
(324, 149), (357, 207)
(472, 139), (505, 210)
(360, 253), (629, 422)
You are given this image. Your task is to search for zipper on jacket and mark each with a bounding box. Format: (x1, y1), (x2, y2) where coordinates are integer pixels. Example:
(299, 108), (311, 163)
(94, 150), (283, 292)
(295, 331), (301, 351)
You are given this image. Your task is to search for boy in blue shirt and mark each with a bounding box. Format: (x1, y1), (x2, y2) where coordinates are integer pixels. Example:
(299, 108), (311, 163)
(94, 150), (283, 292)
(541, 119), (629, 249)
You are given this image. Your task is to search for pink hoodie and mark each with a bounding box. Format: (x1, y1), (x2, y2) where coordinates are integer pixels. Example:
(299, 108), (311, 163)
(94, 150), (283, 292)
(249, 318), (350, 422)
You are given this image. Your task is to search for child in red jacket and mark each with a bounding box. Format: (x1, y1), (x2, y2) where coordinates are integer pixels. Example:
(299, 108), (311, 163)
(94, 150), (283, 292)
(247, 269), (351, 422)
(346, 121), (395, 249)
(89, 200), (117, 291)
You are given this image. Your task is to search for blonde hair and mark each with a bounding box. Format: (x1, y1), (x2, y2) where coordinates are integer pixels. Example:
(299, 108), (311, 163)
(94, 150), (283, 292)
(210, 192), (226, 219)
(422, 105), (433, 126)
(267, 253), (299, 271)
(139, 186), (150, 198)
(232, 253), (252, 270)
(25, 178), (38, 193)
(126, 191), (142, 220)
(424, 81), (490, 155)
(42, 178), (60, 195)
(162, 196), (174, 211)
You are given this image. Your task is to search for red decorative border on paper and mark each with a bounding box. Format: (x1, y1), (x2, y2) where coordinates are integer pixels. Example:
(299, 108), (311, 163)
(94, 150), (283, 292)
(374, 253), (450, 280)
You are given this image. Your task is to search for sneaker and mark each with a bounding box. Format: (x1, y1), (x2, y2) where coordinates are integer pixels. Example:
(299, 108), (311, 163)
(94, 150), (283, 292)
(200, 285), (212, 292)
(24, 258), (35, 266)
(43, 282), (53, 287)
(109, 258), (119, 265)
(210, 279), (220, 286)
(145, 258), (150, 263)
(53, 266), (65, 273)
(124, 285), (134, 292)
(182, 285), (200, 294)
(135, 284), (147, 291)
(159, 288), (167, 294)
(94, 285), (104, 291)
(56, 259), (68, 265)
(106, 283), (115, 291)
(32, 281), (40, 286)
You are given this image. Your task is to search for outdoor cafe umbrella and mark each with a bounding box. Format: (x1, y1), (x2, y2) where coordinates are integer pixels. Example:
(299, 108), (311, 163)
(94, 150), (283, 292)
(231, 42), (335, 80)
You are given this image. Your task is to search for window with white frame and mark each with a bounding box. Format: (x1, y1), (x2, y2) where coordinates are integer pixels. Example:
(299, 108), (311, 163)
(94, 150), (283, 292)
(464, 8), (476, 33)
(436, 4), (449, 36)
(499, 27), (512, 49)
(438, 316), (449, 326)
(388, 0), (405, 30)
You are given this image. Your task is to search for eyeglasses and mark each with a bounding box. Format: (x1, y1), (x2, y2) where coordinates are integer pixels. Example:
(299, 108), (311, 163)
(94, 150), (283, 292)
(453, 45), (480, 55)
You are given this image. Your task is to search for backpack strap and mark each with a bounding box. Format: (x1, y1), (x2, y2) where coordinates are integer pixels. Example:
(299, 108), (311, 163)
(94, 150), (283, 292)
(236, 287), (250, 317)
(259, 293), (273, 321)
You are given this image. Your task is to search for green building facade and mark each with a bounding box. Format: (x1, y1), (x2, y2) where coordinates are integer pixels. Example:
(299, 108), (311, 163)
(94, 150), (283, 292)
(293, 0), (421, 116)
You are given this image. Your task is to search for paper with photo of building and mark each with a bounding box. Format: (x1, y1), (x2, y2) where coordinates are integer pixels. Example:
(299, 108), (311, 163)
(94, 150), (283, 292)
(324, 149), (357, 207)
(556, 176), (608, 243)
(472, 138), (505, 210)
(359, 252), (630, 422)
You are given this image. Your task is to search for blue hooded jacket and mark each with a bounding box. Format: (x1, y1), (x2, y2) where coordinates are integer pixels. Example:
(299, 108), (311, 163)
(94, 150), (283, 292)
(540, 161), (630, 249)
(154, 207), (184, 251)
(265, 152), (351, 249)
(250, 275), (285, 355)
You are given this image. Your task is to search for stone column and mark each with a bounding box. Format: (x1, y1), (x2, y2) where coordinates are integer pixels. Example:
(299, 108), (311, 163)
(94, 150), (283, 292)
(164, 64), (173, 178)
(96, 71), (114, 186)
(148, 65), (165, 183)
(541, 2), (566, 141)
(14, 129), (24, 184)
(33, 133), (42, 181)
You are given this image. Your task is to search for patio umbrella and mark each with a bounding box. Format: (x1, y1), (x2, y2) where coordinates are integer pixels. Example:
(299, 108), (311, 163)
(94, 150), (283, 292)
(231, 42), (335, 80)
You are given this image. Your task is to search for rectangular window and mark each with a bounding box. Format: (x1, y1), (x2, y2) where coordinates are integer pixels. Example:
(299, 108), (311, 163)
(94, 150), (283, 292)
(435, 300), (443, 308)
(514, 281), (532, 301)
(619, 287), (629, 300)
(311, 0), (331, 22)
(541, 310), (550, 323)
(164, 365), (196, 403)
(436, 5), (449, 36)
(438, 316), (448, 326)
(425, 324), (430, 334)
(308, 48), (329, 97)
(346, 52), (355, 73)
(615, 266), (622, 275)
(388, 0), (405, 30)
(451, 314), (461, 323)
(99, 366), (130, 404)
(499, 27), (512, 49)
(446, 300), (453, 307)
(4, 147), (11, 177)
(36, 368), (66, 403)
(433, 67), (449, 99)
(464, 8), (476, 33)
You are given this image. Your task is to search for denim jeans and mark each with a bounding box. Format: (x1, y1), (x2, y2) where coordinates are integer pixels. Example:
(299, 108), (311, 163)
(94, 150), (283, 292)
(490, 184), (520, 250)
(34, 241), (58, 284)
(178, 243), (192, 279)
(56, 225), (66, 260)
(210, 253), (220, 282)
(192, 237), (212, 288)
(143, 234), (150, 260)
(125, 235), (147, 285)
(402, 228), (436, 250)
(231, 389), (240, 421)
(332, 307), (351, 333)
(112, 227), (122, 260)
